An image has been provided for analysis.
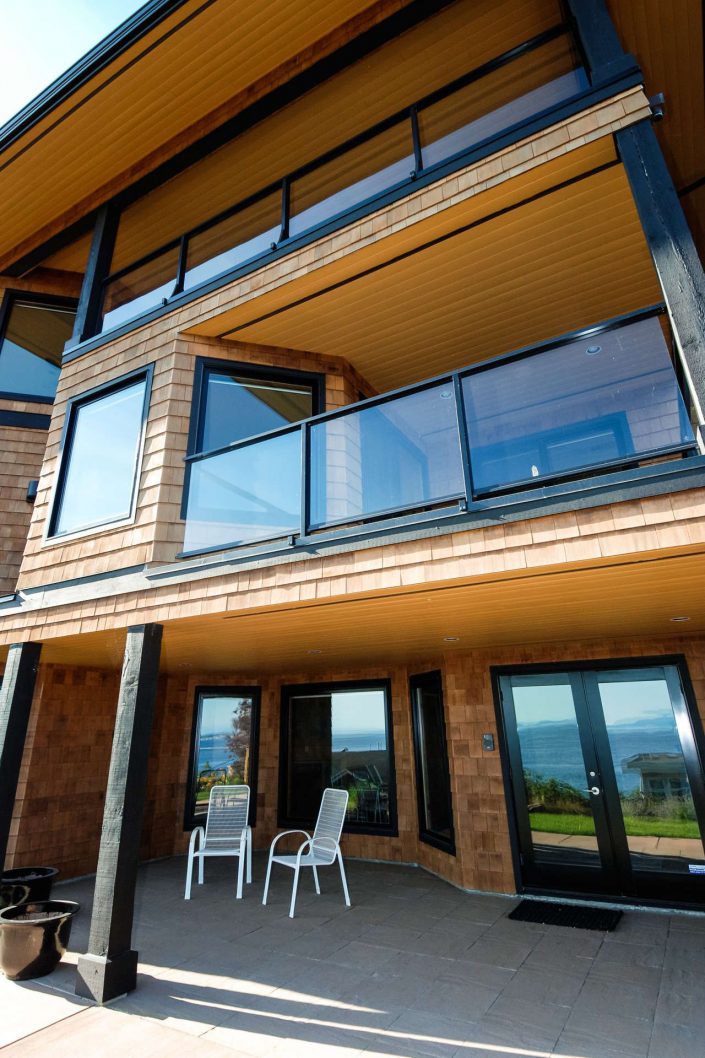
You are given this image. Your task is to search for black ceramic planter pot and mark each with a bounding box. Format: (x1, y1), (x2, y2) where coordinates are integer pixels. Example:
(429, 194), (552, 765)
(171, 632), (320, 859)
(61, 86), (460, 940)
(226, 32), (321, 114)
(0, 900), (80, 981)
(0, 867), (59, 910)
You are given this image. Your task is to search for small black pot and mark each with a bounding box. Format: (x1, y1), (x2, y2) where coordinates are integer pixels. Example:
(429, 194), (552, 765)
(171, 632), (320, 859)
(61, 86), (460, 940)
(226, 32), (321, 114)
(0, 867), (59, 910)
(0, 900), (80, 981)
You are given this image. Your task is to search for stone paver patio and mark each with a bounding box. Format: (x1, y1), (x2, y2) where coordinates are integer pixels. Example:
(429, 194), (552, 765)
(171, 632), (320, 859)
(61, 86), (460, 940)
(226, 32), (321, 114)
(2, 856), (705, 1057)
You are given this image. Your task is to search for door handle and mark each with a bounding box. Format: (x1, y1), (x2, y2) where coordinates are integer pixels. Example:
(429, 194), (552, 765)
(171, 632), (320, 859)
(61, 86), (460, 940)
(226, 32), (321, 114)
(584, 786), (601, 795)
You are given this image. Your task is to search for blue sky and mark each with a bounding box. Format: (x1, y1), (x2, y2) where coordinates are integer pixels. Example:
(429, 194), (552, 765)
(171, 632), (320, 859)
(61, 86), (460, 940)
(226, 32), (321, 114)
(0, 0), (145, 125)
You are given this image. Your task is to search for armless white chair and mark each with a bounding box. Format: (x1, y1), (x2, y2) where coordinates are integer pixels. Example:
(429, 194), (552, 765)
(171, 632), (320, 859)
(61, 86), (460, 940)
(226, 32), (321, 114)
(185, 784), (252, 900)
(262, 787), (351, 918)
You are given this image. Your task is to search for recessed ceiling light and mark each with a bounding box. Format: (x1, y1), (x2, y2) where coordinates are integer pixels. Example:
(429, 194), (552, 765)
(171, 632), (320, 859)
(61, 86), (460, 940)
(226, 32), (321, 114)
(443, 636), (460, 642)
(306, 648), (323, 654)
(585, 344), (602, 355)
(670, 616), (691, 623)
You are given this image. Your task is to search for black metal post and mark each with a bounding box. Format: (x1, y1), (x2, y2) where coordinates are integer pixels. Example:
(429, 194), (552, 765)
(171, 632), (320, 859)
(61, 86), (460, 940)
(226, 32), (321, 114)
(75, 623), (163, 1003)
(0, 642), (42, 870)
(70, 201), (120, 346)
(617, 120), (705, 438)
(566, 0), (638, 86)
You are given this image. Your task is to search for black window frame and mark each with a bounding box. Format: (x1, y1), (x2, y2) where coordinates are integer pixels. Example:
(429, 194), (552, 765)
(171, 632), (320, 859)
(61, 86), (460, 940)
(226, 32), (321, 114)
(0, 289), (78, 404)
(47, 364), (153, 539)
(184, 684), (261, 831)
(409, 670), (456, 855)
(186, 357), (326, 457)
(278, 678), (398, 837)
(181, 357), (325, 520)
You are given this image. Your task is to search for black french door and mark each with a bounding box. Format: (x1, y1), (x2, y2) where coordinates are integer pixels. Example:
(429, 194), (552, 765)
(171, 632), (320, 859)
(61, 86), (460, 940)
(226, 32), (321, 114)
(496, 658), (705, 906)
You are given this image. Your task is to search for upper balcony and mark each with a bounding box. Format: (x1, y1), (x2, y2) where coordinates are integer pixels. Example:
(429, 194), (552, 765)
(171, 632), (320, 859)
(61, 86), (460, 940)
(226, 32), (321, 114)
(14, 0), (648, 357)
(181, 307), (700, 560)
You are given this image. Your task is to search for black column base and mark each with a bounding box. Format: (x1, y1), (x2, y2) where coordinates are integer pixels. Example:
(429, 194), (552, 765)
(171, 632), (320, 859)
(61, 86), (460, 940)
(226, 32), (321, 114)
(75, 949), (138, 1003)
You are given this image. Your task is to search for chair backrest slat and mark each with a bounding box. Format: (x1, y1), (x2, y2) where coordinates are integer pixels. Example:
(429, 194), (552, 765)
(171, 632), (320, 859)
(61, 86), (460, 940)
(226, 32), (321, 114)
(312, 788), (348, 861)
(204, 785), (250, 846)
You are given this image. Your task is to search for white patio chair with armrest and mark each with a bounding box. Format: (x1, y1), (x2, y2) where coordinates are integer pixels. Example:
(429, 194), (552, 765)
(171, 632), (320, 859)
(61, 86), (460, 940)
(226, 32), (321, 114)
(262, 787), (351, 918)
(185, 784), (252, 900)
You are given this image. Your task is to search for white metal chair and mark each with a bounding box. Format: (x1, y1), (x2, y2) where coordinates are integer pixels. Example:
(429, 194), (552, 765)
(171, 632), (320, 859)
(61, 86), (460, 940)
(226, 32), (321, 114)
(184, 784), (252, 900)
(262, 787), (351, 918)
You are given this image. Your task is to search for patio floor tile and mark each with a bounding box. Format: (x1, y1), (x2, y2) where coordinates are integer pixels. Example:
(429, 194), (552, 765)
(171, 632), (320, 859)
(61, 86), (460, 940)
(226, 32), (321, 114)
(4, 855), (704, 1058)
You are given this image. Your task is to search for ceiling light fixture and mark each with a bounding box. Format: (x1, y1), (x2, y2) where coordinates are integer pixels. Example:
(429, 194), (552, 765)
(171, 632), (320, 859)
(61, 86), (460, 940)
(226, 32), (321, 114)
(585, 345), (602, 355)
(306, 648), (323, 654)
(669, 616), (691, 623)
(443, 636), (460, 642)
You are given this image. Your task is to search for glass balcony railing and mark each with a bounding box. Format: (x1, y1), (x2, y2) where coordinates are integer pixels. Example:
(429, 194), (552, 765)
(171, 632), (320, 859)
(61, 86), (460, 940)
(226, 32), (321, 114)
(99, 26), (588, 334)
(182, 309), (700, 556)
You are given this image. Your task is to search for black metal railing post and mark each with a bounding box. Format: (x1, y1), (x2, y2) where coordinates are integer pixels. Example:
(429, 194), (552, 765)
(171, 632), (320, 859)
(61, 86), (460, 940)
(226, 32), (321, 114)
(171, 234), (189, 296)
(280, 176), (291, 242)
(300, 422), (310, 538)
(452, 373), (474, 510)
(409, 105), (423, 176)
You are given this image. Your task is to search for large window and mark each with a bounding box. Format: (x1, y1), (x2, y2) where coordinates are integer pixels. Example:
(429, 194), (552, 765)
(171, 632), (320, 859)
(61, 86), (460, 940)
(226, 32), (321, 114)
(186, 687), (260, 828)
(49, 370), (151, 538)
(0, 294), (76, 402)
(190, 361), (323, 454)
(182, 361), (323, 553)
(279, 680), (396, 834)
(410, 671), (455, 854)
(462, 315), (695, 495)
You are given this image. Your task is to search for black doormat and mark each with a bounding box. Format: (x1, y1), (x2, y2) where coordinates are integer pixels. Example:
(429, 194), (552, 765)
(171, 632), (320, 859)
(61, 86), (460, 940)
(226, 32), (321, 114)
(508, 899), (622, 931)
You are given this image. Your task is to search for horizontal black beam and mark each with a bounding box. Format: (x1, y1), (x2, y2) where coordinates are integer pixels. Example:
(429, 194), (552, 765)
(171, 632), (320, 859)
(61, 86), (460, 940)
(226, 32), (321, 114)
(0, 410), (51, 430)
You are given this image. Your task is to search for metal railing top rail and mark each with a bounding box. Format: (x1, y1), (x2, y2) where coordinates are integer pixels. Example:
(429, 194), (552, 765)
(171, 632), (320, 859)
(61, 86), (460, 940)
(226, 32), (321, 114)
(103, 23), (572, 289)
(184, 303), (669, 468)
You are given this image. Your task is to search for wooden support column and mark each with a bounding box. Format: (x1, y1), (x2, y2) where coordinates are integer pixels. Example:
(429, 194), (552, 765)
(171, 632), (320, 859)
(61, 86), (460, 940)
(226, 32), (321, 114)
(0, 642), (42, 870)
(76, 623), (162, 1004)
(566, 0), (638, 87)
(70, 201), (119, 345)
(617, 120), (705, 437)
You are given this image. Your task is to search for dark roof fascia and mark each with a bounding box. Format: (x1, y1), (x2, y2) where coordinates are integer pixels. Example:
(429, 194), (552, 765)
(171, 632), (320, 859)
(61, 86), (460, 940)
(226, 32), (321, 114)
(0, 0), (191, 157)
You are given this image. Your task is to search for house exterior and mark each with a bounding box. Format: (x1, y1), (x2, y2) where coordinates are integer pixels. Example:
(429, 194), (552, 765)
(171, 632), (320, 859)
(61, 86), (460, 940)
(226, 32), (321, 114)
(0, 0), (704, 1003)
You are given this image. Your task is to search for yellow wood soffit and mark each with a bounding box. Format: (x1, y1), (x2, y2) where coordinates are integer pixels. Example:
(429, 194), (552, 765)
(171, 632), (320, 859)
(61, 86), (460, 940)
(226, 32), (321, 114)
(184, 135), (618, 341)
(190, 162), (660, 391)
(0, 0), (558, 270)
(17, 548), (705, 672)
(0, 0), (384, 267)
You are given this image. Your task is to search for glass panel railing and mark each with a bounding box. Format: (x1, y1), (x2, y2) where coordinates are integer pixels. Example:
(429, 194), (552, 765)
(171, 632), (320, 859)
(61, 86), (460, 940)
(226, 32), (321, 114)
(288, 122), (414, 240)
(102, 245), (180, 332)
(97, 27), (592, 337)
(309, 383), (465, 530)
(183, 190), (281, 290)
(183, 429), (301, 553)
(462, 315), (696, 495)
(418, 34), (586, 169)
(181, 311), (697, 556)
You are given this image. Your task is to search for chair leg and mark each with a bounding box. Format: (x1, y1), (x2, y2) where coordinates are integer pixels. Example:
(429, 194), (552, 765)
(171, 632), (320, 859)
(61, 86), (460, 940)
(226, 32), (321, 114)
(246, 829), (252, 884)
(198, 854), (204, 885)
(312, 863), (320, 895)
(185, 849), (194, 900)
(236, 849), (245, 900)
(289, 864), (301, 918)
(337, 849), (351, 907)
(262, 850), (274, 906)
